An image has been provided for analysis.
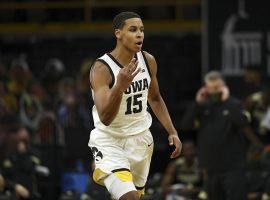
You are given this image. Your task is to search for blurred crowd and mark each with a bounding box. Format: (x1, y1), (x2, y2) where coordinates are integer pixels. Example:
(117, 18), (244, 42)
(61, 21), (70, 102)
(0, 55), (95, 199)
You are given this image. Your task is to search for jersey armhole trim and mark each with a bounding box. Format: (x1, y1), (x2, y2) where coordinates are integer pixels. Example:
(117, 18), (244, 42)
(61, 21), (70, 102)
(95, 58), (115, 89)
(89, 60), (95, 89)
(111, 168), (131, 173)
(107, 53), (124, 68)
(141, 51), (152, 78)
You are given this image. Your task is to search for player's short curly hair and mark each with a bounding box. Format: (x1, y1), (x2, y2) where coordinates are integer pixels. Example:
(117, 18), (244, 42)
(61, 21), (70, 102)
(112, 12), (141, 30)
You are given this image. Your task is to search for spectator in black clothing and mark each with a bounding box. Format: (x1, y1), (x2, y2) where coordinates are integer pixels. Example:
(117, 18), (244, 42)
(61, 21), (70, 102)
(181, 71), (264, 200)
(2, 139), (43, 200)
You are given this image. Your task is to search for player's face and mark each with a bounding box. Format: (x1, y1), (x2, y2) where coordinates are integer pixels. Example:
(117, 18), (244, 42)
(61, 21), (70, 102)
(116, 18), (144, 52)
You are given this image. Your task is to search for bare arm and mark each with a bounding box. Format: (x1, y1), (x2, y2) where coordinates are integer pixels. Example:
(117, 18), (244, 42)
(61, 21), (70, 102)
(90, 61), (123, 125)
(90, 59), (140, 125)
(145, 51), (182, 158)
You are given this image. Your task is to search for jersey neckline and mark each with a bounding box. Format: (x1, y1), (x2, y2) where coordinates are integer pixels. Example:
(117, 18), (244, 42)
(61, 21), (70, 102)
(106, 52), (138, 69)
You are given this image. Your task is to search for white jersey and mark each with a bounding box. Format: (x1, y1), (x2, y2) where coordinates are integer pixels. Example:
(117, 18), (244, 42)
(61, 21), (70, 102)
(91, 51), (152, 138)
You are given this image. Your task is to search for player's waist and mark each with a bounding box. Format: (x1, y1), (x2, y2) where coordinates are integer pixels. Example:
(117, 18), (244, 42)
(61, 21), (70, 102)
(94, 119), (151, 138)
(92, 126), (151, 139)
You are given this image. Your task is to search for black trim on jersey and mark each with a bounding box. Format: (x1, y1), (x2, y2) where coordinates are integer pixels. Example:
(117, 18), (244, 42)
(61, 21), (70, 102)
(135, 185), (145, 190)
(107, 53), (124, 68)
(95, 59), (115, 89)
(141, 51), (152, 77)
(134, 53), (138, 60)
(107, 53), (139, 69)
(111, 168), (131, 173)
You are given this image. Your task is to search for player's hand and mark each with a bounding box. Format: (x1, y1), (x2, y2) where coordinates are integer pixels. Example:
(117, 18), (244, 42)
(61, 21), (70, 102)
(168, 133), (182, 158)
(116, 58), (141, 92)
(196, 87), (208, 103)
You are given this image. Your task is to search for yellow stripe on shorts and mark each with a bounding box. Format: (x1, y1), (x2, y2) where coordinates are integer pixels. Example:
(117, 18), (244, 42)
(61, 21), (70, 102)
(113, 170), (133, 182)
(112, 168), (133, 182)
(93, 168), (133, 186)
(93, 168), (108, 186)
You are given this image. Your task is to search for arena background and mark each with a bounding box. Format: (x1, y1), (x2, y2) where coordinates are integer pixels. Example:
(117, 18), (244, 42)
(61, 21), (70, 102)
(0, 0), (269, 199)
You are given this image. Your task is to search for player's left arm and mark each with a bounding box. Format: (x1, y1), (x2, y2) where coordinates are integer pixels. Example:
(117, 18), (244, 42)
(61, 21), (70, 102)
(145, 51), (182, 158)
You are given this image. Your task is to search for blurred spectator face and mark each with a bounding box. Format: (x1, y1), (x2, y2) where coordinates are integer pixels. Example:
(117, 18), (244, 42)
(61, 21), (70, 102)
(10, 63), (31, 83)
(182, 142), (196, 162)
(17, 140), (28, 154)
(17, 127), (30, 142)
(244, 69), (261, 84)
(205, 79), (224, 94)
(64, 93), (76, 106)
(30, 83), (47, 102)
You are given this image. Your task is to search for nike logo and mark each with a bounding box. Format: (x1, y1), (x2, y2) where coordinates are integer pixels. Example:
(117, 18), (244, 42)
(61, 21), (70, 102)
(147, 142), (153, 147)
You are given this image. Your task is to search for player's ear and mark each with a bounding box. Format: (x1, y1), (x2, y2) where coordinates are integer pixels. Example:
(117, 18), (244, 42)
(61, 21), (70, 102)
(115, 29), (122, 39)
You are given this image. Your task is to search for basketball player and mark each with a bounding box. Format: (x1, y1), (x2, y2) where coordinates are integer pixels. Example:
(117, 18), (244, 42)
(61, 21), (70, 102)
(88, 12), (182, 200)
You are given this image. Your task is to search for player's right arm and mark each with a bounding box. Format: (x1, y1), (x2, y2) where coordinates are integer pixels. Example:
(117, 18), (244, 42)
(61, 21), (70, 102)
(90, 58), (140, 126)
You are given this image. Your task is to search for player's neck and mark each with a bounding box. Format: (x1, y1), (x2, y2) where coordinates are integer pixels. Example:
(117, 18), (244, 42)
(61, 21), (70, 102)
(110, 46), (136, 66)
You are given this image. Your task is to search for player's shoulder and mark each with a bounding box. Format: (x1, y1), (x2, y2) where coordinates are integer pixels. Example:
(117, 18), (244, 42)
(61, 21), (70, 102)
(142, 51), (156, 63)
(142, 51), (157, 75)
(91, 58), (111, 75)
(90, 58), (113, 88)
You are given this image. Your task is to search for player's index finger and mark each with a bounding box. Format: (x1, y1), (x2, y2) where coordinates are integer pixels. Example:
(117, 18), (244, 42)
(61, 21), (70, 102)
(129, 58), (137, 64)
(126, 58), (136, 68)
(132, 67), (141, 78)
(130, 60), (139, 72)
(127, 59), (138, 74)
